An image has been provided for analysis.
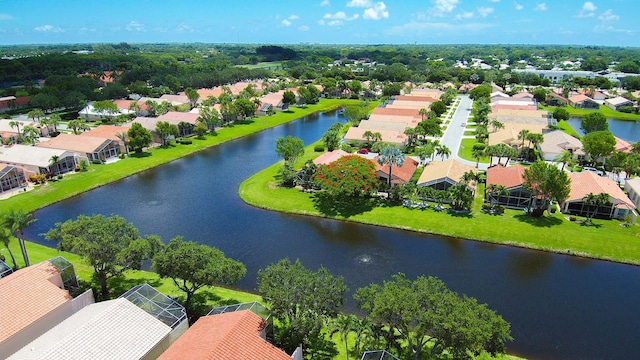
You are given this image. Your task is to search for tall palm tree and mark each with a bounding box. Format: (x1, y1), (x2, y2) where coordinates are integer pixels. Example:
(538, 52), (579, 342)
(2, 209), (37, 267)
(583, 192), (611, 223)
(116, 132), (129, 156)
(554, 150), (574, 171)
(8, 120), (22, 143)
(448, 184), (473, 210)
(377, 145), (406, 190)
(486, 184), (509, 207)
(491, 119), (505, 133)
(460, 170), (477, 188)
(329, 314), (357, 360)
(419, 108), (428, 121)
(22, 125), (40, 145)
(435, 144), (451, 161)
(472, 147), (485, 168)
(372, 132), (382, 143)
(0, 227), (18, 269)
(362, 130), (374, 144)
(27, 108), (45, 123)
(45, 114), (62, 135)
(518, 129), (530, 149)
(49, 155), (60, 174)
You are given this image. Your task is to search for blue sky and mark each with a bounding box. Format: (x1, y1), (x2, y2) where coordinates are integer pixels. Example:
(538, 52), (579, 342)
(0, 0), (638, 46)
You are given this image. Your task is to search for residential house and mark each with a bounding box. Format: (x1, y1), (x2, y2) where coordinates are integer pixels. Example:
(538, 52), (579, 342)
(417, 159), (476, 190)
(459, 83), (477, 93)
(0, 164), (27, 194)
(512, 92), (535, 100)
(569, 94), (600, 110)
(488, 123), (546, 148)
(0, 96), (29, 113)
(344, 127), (407, 146)
(313, 150), (349, 166)
(113, 99), (149, 117)
(156, 111), (200, 136)
(80, 125), (130, 154)
(37, 134), (120, 164)
(546, 92), (568, 107)
(159, 303), (300, 360)
(385, 100), (432, 110)
(624, 177), (640, 209)
(614, 136), (633, 153)
(485, 164), (533, 209)
(539, 130), (586, 162)
(159, 94), (190, 106)
(0, 144), (76, 176)
(563, 171), (636, 220)
(358, 120), (408, 132)
(605, 96), (634, 111)
(373, 156), (419, 188)
(78, 103), (135, 121)
(405, 88), (443, 99)
(392, 95), (439, 103)
(1, 258), (93, 358)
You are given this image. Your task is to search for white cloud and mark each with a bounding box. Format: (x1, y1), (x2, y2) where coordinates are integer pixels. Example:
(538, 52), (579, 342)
(577, 1), (597, 17)
(363, 2), (389, 20)
(598, 9), (619, 22)
(488, 0), (500, 2)
(594, 9), (628, 33)
(323, 11), (359, 20)
(514, 3), (523, 10)
(327, 20), (343, 26)
(34, 24), (64, 33)
(432, 0), (459, 16)
(386, 21), (496, 36)
(281, 19), (292, 26)
(320, 0), (330, 6)
(455, 11), (474, 20)
(298, 25), (310, 31)
(125, 21), (145, 32)
(289, 14), (300, 20)
(534, 3), (547, 11)
(477, 7), (494, 17)
(347, 0), (372, 7)
(175, 23), (193, 33)
(0, 14), (13, 21)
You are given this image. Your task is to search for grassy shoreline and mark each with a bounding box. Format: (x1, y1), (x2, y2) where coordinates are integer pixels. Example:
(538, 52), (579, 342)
(239, 146), (640, 266)
(541, 105), (640, 121)
(1, 99), (361, 213)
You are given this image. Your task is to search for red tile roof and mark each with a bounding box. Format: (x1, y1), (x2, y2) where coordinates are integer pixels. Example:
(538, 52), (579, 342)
(372, 108), (420, 117)
(80, 125), (129, 141)
(158, 310), (291, 360)
(156, 111), (199, 124)
(567, 171), (635, 209)
(486, 164), (527, 189)
(393, 95), (439, 102)
(0, 261), (72, 342)
(374, 156), (419, 184)
(313, 150), (349, 165)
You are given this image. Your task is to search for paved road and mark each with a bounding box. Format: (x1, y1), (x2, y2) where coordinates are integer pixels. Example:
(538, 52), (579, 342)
(439, 95), (488, 170)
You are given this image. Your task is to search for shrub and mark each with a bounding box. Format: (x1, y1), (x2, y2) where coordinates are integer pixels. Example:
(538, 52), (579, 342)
(79, 160), (89, 171)
(341, 144), (354, 153)
(177, 138), (193, 144)
(92, 159), (103, 165)
(618, 106), (636, 114)
(569, 216), (577, 222)
(119, 153), (125, 159)
(314, 144), (325, 152)
(28, 174), (47, 184)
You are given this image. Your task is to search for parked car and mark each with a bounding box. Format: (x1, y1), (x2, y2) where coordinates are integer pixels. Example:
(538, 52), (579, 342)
(358, 148), (369, 154)
(582, 166), (605, 176)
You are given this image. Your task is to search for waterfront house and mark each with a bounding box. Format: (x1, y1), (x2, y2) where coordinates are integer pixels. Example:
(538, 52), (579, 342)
(0, 144), (76, 176)
(539, 130), (586, 162)
(563, 171), (636, 220)
(417, 159), (476, 191)
(36, 134), (120, 164)
(485, 164), (533, 210)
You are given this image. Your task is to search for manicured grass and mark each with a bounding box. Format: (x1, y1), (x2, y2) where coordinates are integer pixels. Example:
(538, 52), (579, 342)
(464, 130), (476, 136)
(458, 138), (490, 163)
(556, 120), (581, 138)
(541, 105), (640, 121)
(240, 158), (640, 266)
(1, 99), (366, 213)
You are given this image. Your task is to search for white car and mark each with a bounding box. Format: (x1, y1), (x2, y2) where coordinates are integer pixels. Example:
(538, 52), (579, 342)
(582, 167), (605, 176)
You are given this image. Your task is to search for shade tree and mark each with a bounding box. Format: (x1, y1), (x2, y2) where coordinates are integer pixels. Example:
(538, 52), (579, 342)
(313, 155), (379, 197)
(523, 161), (572, 215)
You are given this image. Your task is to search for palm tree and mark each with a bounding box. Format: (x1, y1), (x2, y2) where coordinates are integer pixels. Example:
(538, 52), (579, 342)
(372, 132), (382, 143)
(419, 108), (428, 121)
(460, 170), (477, 188)
(435, 144), (451, 161)
(46, 113), (61, 135)
(404, 127), (418, 147)
(362, 130), (374, 144)
(527, 133), (544, 150)
(116, 132), (129, 156)
(8, 120), (22, 143)
(486, 184), (509, 207)
(128, 101), (142, 116)
(22, 125), (41, 145)
(491, 119), (505, 133)
(0, 228), (18, 269)
(377, 145), (406, 190)
(329, 314), (357, 360)
(2, 209), (37, 267)
(472, 147), (485, 168)
(416, 143), (434, 165)
(67, 118), (89, 134)
(49, 155), (60, 174)
(554, 150), (574, 171)
(518, 129), (530, 149)
(448, 184), (474, 210)
(583, 192), (611, 223)
(27, 108), (45, 123)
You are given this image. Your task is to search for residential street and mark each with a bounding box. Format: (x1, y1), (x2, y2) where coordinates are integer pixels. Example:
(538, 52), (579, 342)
(439, 95), (488, 170)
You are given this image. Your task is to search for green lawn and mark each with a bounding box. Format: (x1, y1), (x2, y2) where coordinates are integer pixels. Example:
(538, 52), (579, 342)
(1, 99), (366, 213)
(541, 105), (640, 121)
(240, 158), (640, 265)
(464, 130), (476, 136)
(556, 120), (581, 138)
(458, 138), (489, 163)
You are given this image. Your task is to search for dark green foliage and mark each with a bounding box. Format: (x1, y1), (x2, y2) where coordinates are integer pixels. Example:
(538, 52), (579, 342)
(127, 122), (153, 153)
(430, 101), (447, 117)
(552, 107), (570, 121)
(581, 112), (608, 134)
(523, 161), (572, 212)
(275, 136), (305, 164)
(469, 85), (491, 100)
(314, 144), (325, 152)
(581, 130), (616, 162)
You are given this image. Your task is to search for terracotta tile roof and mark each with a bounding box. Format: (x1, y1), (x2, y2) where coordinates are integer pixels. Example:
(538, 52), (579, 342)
(393, 95), (439, 102)
(158, 310), (291, 360)
(615, 136), (632, 153)
(490, 109), (548, 119)
(486, 164), (527, 189)
(157, 111), (200, 124)
(80, 125), (129, 141)
(313, 150), (349, 165)
(417, 159), (476, 186)
(159, 94), (190, 104)
(367, 114), (420, 127)
(372, 108), (420, 117)
(385, 102), (431, 110)
(567, 171), (635, 209)
(112, 99), (150, 111)
(488, 124), (546, 146)
(357, 120), (408, 131)
(36, 134), (113, 154)
(512, 92), (534, 99)
(0, 261), (71, 342)
(491, 104), (539, 111)
(569, 94), (595, 104)
(344, 127), (407, 145)
(374, 156), (419, 184)
(406, 88), (443, 99)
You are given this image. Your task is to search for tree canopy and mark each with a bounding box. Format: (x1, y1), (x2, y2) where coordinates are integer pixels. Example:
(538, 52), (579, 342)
(581, 112), (608, 134)
(314, 155), (379, 197)
(276, 136), (305, 164)
(153, 236), (246, 317)
(581, 130), (616, 163)
(44, 214), (162, 299)
(127, 122), (153, 152)
(355, 273), (512, 360)
(523, 161), (572, 213)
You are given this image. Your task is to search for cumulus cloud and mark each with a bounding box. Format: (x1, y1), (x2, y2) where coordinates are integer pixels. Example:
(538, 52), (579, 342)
(363, 2), (389, 20)
(593, 9), (629, 33)
(488, 0), (500, 2)
(347, 0), (371, 6)
(323, 11), (359, 20)
(477, 7), (494, 17)
(125, 21), (145, 32)
(598, 9), (619, 22)
(289, 14), (300, 20)
(577, 1), (597, 17)
(0, 14), (13, 21)
(281, 19), (292, 26)
(514, 3), (523, 10)
(455, 11), (474, 20)
(534, 3), (547, 11)
(431, 0), (459, 16)
(34, 24), (64, 32)
(298, 25), (310, 31)
(320, 0), (330, 6)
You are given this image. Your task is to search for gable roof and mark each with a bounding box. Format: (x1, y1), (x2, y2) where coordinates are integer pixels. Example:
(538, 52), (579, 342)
(8, 298), (171, 360)
(486, 164), (527, 189)
(540, 130), (585, 156)
(158, 310), (291, 360)
(371, 107), (420, 117)
(605, 96), (634, 107)
(0, 144), (73, 168)
(373, 156), (419, 184)
(0, 261), (72, 342)
(567, 171), (635, 210)
(313, 150), (349, 165)
(156, 111), (200, 125)
(344, 127), (407, 145)
(417, 159), (476, 186)
(80, 125), (129, 141)
(36, 134), (113, 154)
(614, 136), (632, 153)
(569, 94), (598, 104)
(488, 124), (546, 146)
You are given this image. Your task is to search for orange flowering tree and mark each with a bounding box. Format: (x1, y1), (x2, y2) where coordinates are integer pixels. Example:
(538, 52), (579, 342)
(313, 155), (380, 197)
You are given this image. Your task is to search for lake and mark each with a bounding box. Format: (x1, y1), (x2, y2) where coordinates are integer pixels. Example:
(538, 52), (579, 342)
(567, 117), (640, 142)
(23, 110), (640, 359)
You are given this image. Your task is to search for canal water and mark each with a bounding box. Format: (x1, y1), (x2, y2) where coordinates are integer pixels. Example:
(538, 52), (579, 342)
(23, 110), (640, 359)
(566, 117), (640, 142)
